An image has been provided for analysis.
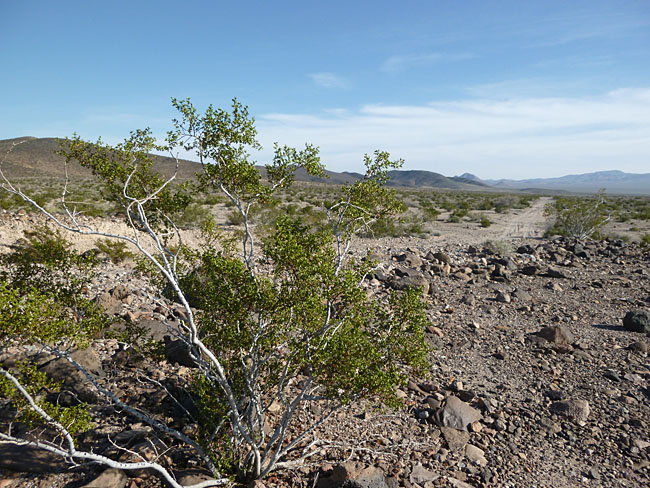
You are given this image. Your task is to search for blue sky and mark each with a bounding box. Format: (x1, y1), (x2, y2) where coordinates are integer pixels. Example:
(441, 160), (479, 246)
(1, 0), (649, 179)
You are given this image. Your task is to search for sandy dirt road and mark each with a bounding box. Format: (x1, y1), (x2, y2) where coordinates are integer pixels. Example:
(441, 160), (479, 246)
(497, 196), (553, 239)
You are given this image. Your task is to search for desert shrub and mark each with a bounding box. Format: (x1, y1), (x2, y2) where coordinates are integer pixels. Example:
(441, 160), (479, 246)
(640, 233), (650, 254)
(226, 207), (245, 225)
(420, 202), (440, 220)
(0, 98), (430, 484)
(545, 191), (611, 239)
(95, 238), (134, 264)
(480, 217), (492, 228)
(2, 226), (95, 298)
(176, 202), (212, 228)
(363, 216), (402, 237)
(447, 208), (468, 223)
(0, 226), (110, 335)
(494, 195), (519, 213)
(484, 239), (513, 257)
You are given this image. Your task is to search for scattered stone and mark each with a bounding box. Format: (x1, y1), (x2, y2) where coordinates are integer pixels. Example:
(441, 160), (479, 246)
(402, 252), (424, 268)
(409, 463), (439, 485)
(604, 370), (622, 382)
(432, 251), (452, 265)
(544, 267), (568, 279)
(517, 244), (536, 255)
(627, 341), (648, 353)
(40, 348), (103, 405)
(446, 477), (476, 488)
(545, 389), (566, 401)
(535, 326), (574, 346)
(461, 294), (476, 306)
(545, 282), (563, 292)
(111, 284), (130, 301)
(390, 268), (430, 295)
(587, 467), (601, 480)
(320, 462), (389, 488)
(465, 444), (487, 466)
(495, 291), (511, 303)
(571, 243), (589, 259)
(512, 289), (532, 302)
(550, 399), (590, 425)
(441, 427), (470, 451)
(520, 264), (540, 276)
(94, 291), (122, 315)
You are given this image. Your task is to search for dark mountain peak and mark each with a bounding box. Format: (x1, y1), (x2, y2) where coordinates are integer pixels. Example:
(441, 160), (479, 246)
(457, 172), (481, 181)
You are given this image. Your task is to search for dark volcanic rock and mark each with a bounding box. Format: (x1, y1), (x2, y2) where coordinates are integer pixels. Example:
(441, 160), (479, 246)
(164, 337), (200, 368)
(390, 268), (430, 295)
(40, 348), (103, 405)
(623, 310), (650, 333)
(0, 443), (69, 473)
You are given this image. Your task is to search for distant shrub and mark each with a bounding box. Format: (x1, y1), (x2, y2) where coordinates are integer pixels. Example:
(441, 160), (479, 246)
(484, 239), (513, 257)
(545, 191), (610, 239)
(640, 233), (650, 253)
(95, 238), (134, 264)
(480, 217), (492, 228)
(420, 203), (440, 220)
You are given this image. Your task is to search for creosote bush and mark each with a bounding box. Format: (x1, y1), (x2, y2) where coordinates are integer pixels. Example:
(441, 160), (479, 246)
(545, 191), (611, 239)
(95, 238), (134, 264)
(0, 98), (430, 485)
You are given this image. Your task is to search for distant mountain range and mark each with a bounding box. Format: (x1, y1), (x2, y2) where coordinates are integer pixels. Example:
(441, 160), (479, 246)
(1, 137), (648, 195)
(467, 171), (650, 195)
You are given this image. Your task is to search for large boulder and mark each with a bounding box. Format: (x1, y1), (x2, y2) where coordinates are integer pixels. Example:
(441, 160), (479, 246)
(623, 310), (650, 333)
(40, 348), (103, 405)
(0, 443), (69, 473)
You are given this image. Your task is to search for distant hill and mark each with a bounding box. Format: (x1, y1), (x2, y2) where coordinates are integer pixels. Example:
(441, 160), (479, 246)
(0, 136), (201, 180)
(7, 137), (643, 194)
(386, 170), (487, 190)
(486, 170), (650, 195)
(0, 137), (489, 191)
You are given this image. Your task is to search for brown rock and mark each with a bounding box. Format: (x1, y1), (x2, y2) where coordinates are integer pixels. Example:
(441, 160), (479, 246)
(535, 326), (574, 346)
(82, 468), (127, 488)
(550, 399), (590, 424)
(439, 396), (482, 431)
(441, 426), (470, 451)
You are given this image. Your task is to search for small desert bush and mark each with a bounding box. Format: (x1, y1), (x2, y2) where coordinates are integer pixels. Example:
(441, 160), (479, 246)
(640, 233), (650, 254)
(483, 239), (513, 257)
(95, 238), (134, 264)
(176, 203), (212, 228)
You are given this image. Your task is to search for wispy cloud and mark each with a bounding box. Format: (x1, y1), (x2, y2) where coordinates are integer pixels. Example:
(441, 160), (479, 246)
(308, 72), (348, 88)
(381, 52), (471, 73)
(256, 88), (650, 179)
(525, 9), (650, 47)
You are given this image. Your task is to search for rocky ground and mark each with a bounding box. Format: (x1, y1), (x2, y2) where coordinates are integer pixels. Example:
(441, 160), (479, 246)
(1, 207), (649, 488)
